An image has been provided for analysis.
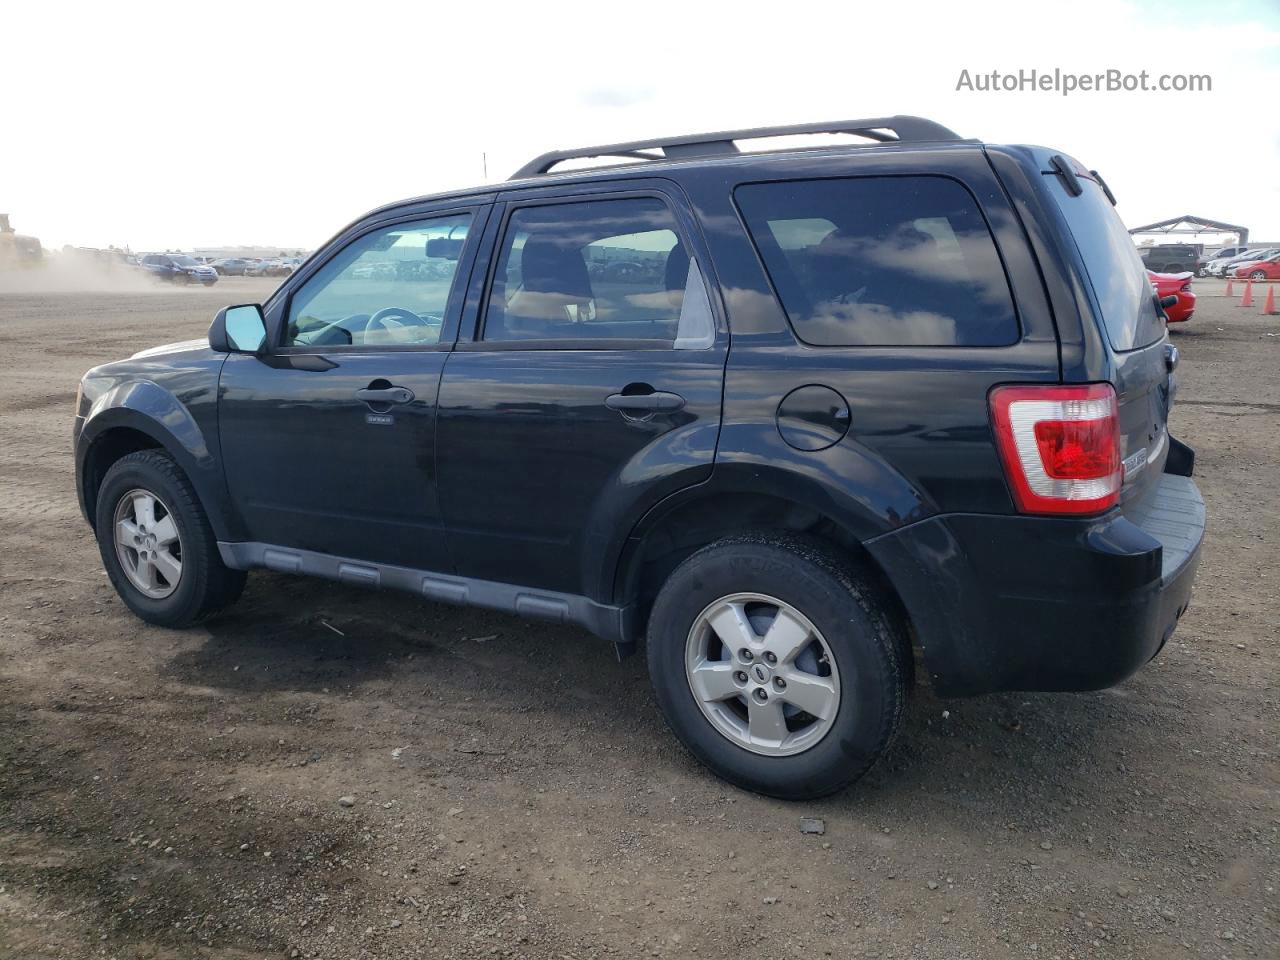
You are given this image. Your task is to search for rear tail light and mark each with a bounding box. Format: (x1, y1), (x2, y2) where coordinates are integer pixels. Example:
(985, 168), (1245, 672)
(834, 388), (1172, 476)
(989, 383), (1121, 516)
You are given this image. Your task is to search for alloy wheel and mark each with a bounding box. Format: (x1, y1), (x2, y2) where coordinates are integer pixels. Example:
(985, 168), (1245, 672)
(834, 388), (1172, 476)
(113, 488), (183, 599)
(684, 592), (841, 757)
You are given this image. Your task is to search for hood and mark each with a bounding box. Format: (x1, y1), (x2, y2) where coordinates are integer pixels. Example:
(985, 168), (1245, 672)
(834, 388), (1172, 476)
(130, 338), (209, 359)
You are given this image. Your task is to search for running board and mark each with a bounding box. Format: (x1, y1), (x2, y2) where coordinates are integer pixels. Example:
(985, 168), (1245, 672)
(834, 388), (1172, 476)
(217, 541), (636, 653)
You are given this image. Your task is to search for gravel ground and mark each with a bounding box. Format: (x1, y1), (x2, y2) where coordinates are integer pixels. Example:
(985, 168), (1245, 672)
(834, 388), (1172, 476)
(0, 274), (1276, 960)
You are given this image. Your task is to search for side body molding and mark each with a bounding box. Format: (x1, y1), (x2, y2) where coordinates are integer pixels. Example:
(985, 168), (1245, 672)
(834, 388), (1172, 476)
(218, 542), (631, 646)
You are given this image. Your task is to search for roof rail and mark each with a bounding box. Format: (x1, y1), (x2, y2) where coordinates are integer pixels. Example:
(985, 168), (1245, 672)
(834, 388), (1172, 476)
(510, 115), (963, 180)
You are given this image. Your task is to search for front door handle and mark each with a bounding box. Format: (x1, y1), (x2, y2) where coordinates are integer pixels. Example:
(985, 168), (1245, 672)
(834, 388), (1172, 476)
(356, 385), (415, 405)
(605, 391), (686, 413)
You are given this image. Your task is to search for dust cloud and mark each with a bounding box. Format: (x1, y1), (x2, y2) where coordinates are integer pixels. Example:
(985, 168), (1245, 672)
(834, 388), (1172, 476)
(0, 252), (168, 294)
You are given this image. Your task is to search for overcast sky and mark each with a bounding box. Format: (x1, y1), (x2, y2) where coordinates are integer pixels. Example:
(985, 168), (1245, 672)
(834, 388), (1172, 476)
(3, 0), (1277, 252)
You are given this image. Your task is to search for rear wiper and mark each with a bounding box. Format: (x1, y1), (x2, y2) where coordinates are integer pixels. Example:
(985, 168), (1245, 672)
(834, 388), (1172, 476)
(1090, 169), (1118, 206)
(1042, 157), (1119, 206)
(1046, 154), (1082, 197)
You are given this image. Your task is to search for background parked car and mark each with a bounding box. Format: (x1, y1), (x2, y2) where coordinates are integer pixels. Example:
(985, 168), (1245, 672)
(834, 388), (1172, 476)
(210, 258), (251, 276)
(1148, 270), (1196, 324)
(1215, 247), (1280, 277)
(1206, 248), (1270, 277)
(1204, 249), (1255, 277)
(1197, 245), (1251, 276)
(1139, 243), (1201, 274)
(139, 253), (218, 285)
(247, 258), (291, 277)
(1232, 252), (1280, 281)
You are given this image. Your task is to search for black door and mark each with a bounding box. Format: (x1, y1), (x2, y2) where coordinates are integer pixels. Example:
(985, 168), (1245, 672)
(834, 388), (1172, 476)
(218, 206), (487, 571)
(435, 190), (726, 598)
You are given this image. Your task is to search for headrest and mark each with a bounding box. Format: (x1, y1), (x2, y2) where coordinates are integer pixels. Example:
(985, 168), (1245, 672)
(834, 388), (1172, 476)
(664, 244), (690, 292)
(519, 235), (592, 300)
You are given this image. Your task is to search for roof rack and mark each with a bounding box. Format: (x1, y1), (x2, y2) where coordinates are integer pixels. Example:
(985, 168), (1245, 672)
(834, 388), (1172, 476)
(510, 115), (963, 180)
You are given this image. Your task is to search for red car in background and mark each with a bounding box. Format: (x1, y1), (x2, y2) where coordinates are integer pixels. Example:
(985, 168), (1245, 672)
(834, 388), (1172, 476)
(1148, 270), (1195, 324)
(1231, 252), (1280, 281)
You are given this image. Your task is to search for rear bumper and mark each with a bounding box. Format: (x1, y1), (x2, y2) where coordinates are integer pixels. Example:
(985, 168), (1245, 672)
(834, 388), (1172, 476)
(867, 464), (1204, 697)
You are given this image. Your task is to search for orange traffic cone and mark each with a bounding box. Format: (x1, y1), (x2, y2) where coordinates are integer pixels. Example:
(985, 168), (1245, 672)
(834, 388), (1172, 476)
(1264, 285), (1277, 316)
(1225, 278), (1234, 297)
(1240, 281), (1254, 307)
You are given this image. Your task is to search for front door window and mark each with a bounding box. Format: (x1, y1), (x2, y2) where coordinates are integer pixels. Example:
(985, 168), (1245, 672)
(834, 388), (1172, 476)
(285, 214), (472, 349)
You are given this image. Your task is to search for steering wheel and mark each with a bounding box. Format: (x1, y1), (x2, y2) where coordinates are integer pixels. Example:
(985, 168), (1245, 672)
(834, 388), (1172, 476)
(366, 306), (430, 338)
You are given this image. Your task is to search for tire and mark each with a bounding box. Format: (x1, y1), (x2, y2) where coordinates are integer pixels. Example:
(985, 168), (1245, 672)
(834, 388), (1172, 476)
(95, 449), (246, 627)
(1250, 271), (1266, 282)
(646, 534), (908, 800)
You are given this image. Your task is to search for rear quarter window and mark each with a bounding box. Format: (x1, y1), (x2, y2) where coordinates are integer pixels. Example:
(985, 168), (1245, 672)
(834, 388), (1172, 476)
(1048, 176), (1163, 352)
(734, 176), (1018, 347)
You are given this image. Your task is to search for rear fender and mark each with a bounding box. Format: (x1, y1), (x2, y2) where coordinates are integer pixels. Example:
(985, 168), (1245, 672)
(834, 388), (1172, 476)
(612, 429), (936, 606)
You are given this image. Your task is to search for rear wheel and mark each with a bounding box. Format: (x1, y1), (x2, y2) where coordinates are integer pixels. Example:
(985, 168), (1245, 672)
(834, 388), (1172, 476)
(646, 535), (908, 800)
(96, 450), (245, 626)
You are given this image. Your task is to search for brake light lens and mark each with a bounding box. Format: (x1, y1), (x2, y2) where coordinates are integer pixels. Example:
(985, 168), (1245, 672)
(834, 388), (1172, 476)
(989, 383), (1121, 515)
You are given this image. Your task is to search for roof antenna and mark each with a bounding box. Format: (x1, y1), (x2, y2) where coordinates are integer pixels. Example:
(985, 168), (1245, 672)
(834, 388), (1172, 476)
(482, 152), (488, 180)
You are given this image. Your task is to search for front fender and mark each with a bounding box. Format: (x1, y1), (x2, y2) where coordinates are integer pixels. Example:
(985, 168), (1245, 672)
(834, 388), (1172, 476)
(84, 379), (214, 464)
(76, 375), (240, 540)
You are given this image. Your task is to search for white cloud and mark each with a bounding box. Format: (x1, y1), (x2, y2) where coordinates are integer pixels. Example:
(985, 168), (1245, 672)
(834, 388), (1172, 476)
(1, 0), (1276, 250)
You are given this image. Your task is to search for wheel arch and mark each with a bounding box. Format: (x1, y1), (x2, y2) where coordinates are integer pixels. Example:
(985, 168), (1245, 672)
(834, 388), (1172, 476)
(77, 383), (235, 539)
(612, 470), (927, 666)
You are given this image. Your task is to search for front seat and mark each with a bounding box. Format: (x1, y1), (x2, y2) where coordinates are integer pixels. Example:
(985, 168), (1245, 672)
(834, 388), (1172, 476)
(501, 236), (595, 339)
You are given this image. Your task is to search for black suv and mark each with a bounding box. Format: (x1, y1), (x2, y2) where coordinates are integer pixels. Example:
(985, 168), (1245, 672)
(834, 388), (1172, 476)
(1139, 243), (1201, 274)
(73, 117), (1205, 799)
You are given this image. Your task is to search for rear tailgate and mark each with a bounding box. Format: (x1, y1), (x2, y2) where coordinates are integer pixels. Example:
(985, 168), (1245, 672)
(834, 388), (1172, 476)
(1041, 155), (1171, 513)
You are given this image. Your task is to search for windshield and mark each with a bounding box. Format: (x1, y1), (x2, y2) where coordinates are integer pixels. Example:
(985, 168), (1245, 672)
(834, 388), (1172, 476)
(1049, 175), (1163, 352)
(170, 255), (199, 267)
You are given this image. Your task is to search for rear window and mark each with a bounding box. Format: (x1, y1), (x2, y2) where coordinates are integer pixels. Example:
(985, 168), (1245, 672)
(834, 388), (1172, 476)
(1049, 176), (1163, 352)
(735, 176), (1018, 347)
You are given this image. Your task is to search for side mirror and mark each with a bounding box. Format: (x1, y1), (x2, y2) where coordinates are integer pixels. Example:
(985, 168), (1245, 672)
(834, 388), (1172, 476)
(210, 303), (267, 354)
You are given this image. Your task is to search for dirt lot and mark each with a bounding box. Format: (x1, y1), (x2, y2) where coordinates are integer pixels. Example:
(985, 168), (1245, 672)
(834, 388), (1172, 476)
(0, 275), (1276, 960)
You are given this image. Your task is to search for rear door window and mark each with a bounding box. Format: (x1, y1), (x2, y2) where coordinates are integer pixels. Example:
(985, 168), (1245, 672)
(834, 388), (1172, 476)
(734, 176), (1018, 347)
(482, 197), (712, 346)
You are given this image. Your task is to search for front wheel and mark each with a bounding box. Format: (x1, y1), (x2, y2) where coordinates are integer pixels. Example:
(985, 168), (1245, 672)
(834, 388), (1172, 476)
(646, 535), (908, 800)
(96, 450), (245, 627)
(1250, 270), (1267, 281)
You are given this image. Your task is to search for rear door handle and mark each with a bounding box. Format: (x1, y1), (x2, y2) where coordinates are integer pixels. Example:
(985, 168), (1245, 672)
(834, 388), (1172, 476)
(605, 391), (686, 413)
(355, 386), (415, 405)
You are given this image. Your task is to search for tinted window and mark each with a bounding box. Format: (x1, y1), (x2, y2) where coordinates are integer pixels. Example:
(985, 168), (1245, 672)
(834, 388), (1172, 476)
(483, 198), (693, 344)
(285, 214), (471, 349)
(1049, 177), (1163, 352)
(735, 176), (1018, 347)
